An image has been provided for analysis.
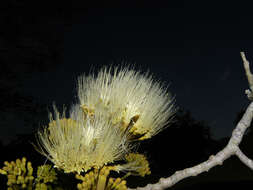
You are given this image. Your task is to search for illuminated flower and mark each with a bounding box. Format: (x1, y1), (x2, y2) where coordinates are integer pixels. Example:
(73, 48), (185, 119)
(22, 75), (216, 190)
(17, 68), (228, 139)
(36, 105), (132, 174)
(77, 66), (176, 140)
(115, 153), (151, 177)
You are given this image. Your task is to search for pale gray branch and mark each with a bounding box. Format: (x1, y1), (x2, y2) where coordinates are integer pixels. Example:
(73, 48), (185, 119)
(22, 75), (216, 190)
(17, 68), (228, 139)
(241, 52), (253, 100)
(128, 52), (253, 190)
(235, 148), (253, 170)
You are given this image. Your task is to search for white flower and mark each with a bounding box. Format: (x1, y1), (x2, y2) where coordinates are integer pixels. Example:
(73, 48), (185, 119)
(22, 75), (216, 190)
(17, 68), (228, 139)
(35, 65), (176, 175)
(36, 104), (132, 174)
(77, 66), (176, 140)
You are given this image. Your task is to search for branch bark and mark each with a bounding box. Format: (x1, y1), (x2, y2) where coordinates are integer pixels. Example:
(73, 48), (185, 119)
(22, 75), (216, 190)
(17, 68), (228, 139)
(235, 148), (253, 170)
(128, 52), (253, 190)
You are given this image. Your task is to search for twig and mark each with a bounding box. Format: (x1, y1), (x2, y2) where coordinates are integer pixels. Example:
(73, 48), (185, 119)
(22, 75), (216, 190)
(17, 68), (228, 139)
(241, 52), (253, 100)
(128, 52), (253, 190)
(235, 148), (253, 170)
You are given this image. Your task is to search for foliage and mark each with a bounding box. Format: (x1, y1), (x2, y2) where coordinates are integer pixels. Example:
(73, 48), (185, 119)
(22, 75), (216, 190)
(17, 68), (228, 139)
(0, 157), (62, 190)
(0, 153), (151, 189)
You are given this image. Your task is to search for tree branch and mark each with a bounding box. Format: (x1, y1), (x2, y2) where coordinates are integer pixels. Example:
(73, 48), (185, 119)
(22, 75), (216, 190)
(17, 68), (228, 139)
(241, 52), (253, 100)
(235, 148), (253, 170)
(128, 52), (253, 190)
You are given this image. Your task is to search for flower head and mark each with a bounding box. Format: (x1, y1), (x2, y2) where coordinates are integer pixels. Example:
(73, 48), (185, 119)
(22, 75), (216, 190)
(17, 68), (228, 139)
(36, 104), (132, 174)
(35, 65), (176, 177)
(78, 66), (176, 140)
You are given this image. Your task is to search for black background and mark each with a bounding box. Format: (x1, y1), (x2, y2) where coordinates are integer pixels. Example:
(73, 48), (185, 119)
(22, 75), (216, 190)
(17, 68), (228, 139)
(1, 0), (253, 189)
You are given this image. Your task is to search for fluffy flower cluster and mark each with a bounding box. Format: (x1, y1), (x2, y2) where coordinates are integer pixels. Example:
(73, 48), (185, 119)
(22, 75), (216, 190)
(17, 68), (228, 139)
(78, 66), (176, 139)
(36, 105), (131, 173)
(36, 66), (176, 174)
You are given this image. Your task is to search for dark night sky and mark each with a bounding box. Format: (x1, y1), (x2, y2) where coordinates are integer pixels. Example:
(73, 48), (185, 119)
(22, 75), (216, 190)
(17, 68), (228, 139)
(1, 1), (253, 145)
